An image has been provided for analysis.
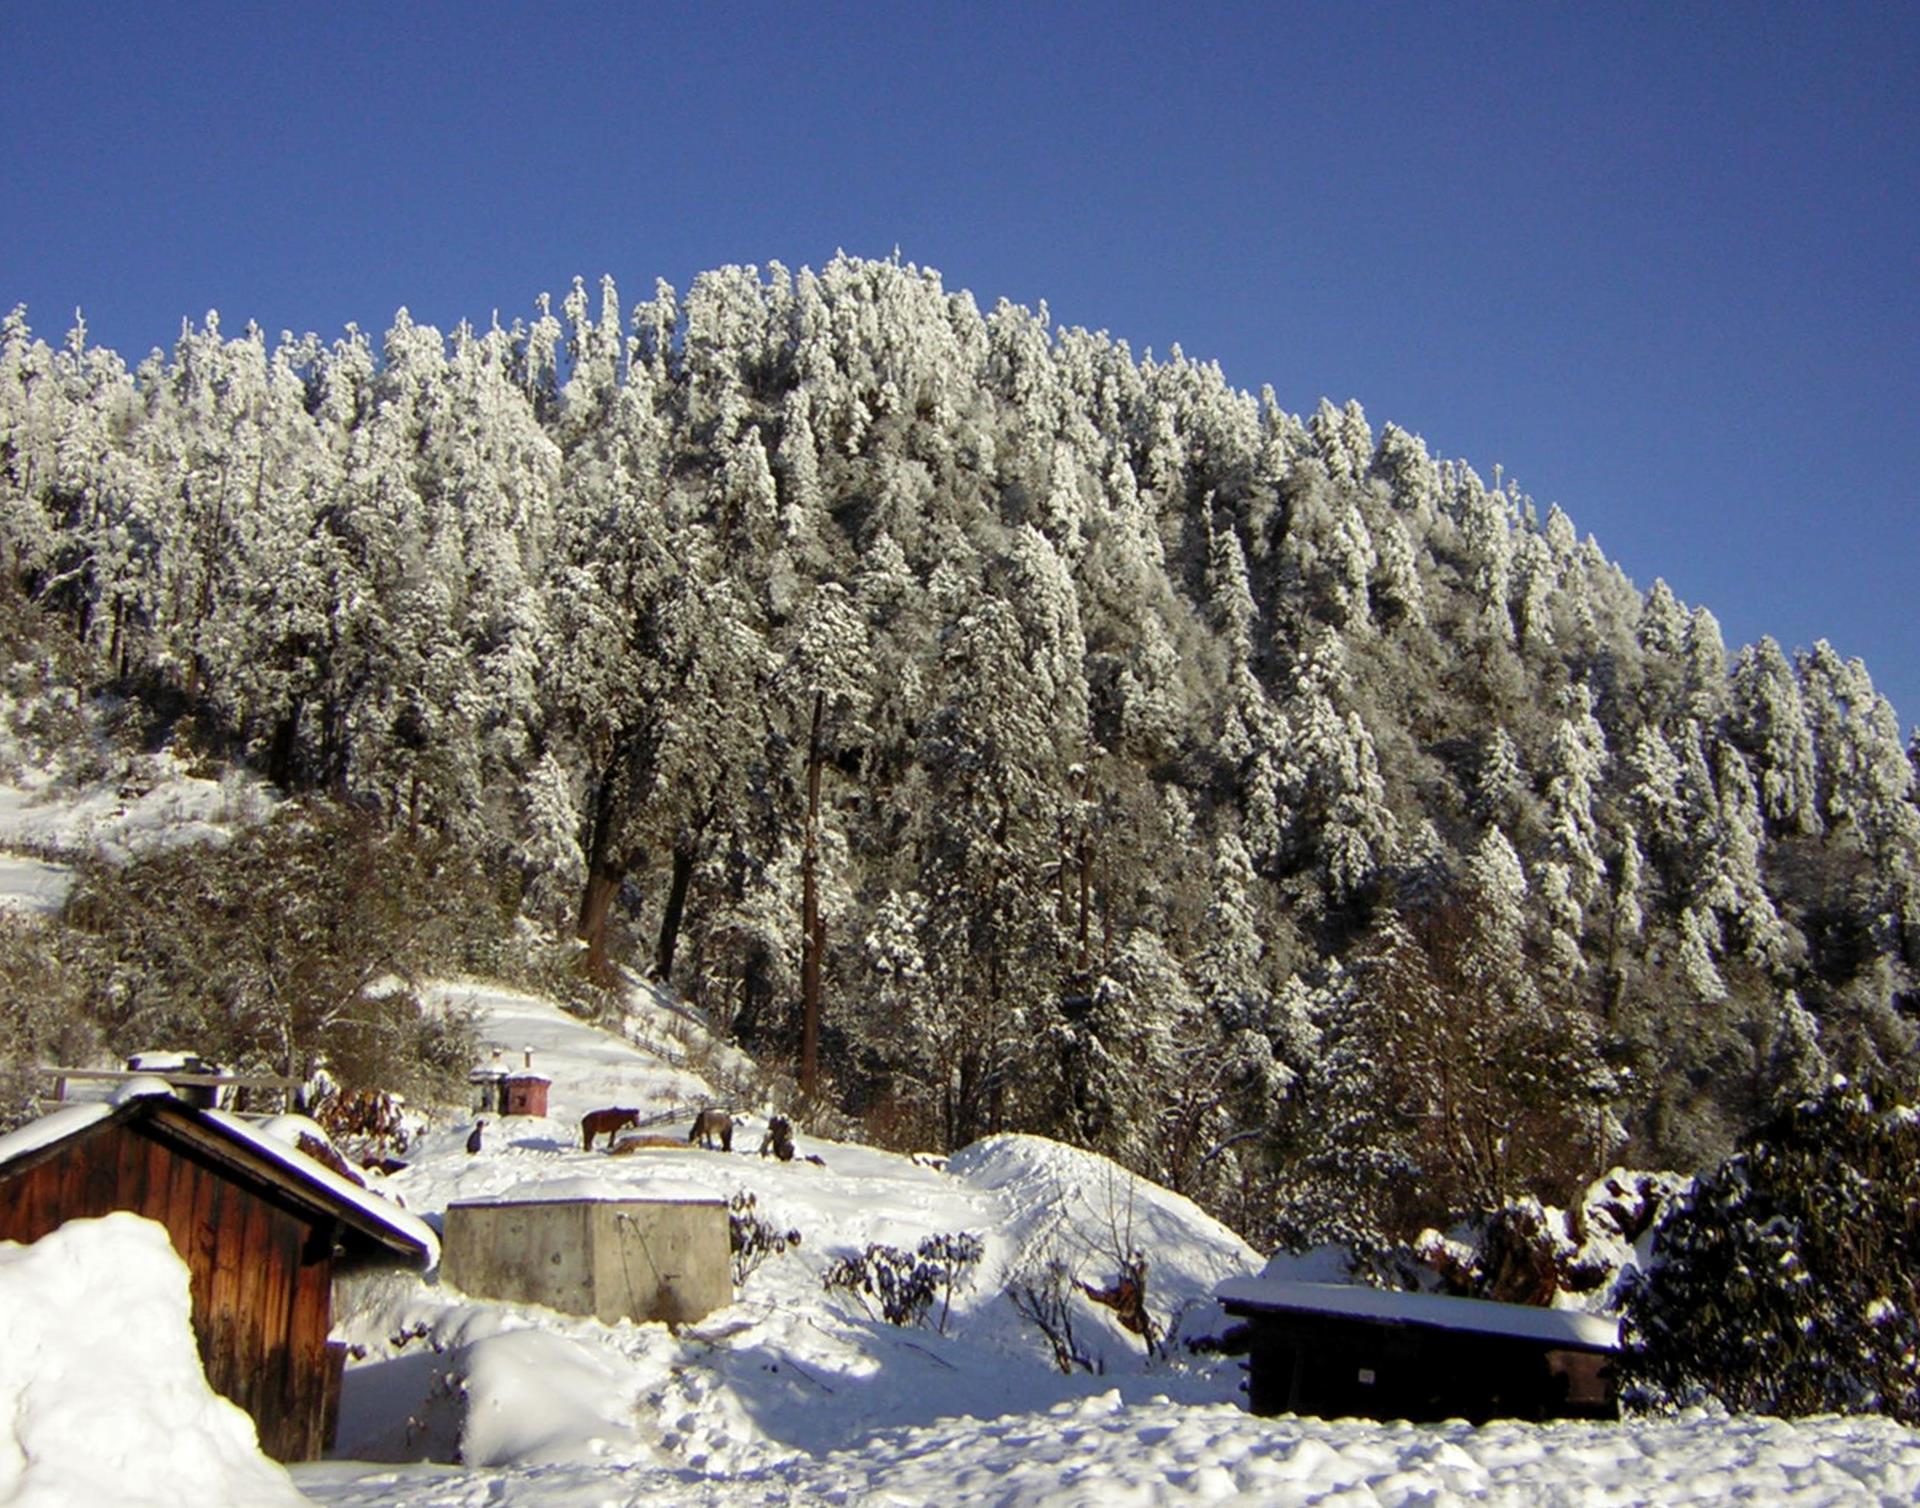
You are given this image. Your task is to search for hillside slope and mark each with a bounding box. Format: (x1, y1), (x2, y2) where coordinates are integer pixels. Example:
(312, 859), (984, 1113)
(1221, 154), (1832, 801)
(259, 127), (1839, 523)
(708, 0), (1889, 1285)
(5, 977), (1920, 1505)
(4, 256), (1918, 1251)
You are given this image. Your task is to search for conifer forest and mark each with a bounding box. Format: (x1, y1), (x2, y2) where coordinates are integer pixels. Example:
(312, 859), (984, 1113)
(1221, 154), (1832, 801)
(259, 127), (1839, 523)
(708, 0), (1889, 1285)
(4, 257), (1916, 1253)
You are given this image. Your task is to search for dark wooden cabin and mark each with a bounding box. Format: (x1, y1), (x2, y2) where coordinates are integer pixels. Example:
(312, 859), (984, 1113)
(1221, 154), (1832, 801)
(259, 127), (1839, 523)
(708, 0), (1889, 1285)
(0, 1091), (433, 1461)
(1217, 1276), (1619, 1424)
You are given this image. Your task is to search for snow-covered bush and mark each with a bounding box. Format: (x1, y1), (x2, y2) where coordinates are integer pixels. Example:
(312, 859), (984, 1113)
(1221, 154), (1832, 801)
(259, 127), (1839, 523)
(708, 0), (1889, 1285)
(1005, 1254), (1100, 1374)
(1411, 1169), (1680, 1309)
(823, 1232), (984, 1332)
(728, 1190), (801, 1285)
(0, 915), (99, 1129)
(1619, 1077), (1920, 1423)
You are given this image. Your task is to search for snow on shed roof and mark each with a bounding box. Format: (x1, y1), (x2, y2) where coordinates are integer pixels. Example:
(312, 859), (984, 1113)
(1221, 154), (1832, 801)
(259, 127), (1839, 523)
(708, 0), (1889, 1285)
(204, 1109), (439, 1268)
(0, 1091), (436, 1268)
(0, 1102), (114, 1167)
(1216, 1276), (1620, 1352)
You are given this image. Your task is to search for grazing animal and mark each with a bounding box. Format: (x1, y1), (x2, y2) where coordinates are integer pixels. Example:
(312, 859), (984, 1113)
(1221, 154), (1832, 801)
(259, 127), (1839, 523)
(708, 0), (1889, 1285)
(689, 1107), (733, 1151)
(581, 1106), (642, 1150)
(466, 1120), (486, 1155)
(758, 1114), (795, 1162)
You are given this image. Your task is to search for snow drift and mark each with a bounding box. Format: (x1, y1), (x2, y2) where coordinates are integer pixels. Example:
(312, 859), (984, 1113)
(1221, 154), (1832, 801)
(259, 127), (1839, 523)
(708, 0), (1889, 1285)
(0, 1212), (309, 1508)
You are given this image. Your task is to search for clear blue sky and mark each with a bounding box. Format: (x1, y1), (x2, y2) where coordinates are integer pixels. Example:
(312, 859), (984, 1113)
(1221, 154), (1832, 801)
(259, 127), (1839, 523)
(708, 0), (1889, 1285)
(5, 2), (1916, 732)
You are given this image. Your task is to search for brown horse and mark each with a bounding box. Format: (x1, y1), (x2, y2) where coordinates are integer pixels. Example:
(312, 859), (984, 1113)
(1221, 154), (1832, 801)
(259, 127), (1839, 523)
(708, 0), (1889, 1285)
(581, 1106), (641, 1150)
(689, 1107), (733, 1151)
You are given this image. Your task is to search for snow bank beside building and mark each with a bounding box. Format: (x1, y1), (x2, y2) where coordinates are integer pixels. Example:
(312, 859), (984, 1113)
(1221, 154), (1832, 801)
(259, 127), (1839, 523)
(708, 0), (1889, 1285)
(0, 1212), (310, 1507)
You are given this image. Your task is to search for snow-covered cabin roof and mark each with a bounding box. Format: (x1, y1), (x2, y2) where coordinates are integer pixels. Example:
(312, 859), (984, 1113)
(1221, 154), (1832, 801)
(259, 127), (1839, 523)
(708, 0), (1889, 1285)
(0, 1087), (436, 1268)
(1216, 1276), (1619, 1353)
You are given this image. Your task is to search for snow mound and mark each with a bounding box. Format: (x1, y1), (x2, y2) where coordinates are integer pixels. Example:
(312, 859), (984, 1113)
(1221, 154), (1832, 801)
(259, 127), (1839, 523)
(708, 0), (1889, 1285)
(457, 1326), (644, 1468)
(0, 1212), (309, 1508)
(951, 1132), (1260, 1322)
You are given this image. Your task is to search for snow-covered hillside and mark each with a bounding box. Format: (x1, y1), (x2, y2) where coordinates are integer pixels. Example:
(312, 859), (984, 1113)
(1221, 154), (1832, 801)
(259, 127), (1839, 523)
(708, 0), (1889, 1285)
(3, 763), (1920, 1505)
(0, 753), (271, 915)
(325, 982), (1262, 1475)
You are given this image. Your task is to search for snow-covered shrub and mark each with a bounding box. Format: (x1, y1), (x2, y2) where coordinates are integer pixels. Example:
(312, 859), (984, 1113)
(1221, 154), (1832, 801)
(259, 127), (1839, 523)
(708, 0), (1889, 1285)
(1619, 1077), (1920, 1423)
(823, 1232), (983, 1332)
(0, 915), (99, 1130)
(728, 1190), (801, 1285)
(1005, 1254), (1099, 1374)
(1412, 1170), (1681, 1309)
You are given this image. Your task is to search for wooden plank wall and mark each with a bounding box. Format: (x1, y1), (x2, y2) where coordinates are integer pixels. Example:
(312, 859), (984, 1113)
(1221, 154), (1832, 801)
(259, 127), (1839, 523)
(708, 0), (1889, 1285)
(0, 1122), (341, 1461)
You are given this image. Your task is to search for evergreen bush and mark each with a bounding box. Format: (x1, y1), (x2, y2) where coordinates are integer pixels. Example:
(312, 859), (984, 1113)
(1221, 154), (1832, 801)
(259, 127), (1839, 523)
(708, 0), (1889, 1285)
(1619, 1077), (1920, 1423)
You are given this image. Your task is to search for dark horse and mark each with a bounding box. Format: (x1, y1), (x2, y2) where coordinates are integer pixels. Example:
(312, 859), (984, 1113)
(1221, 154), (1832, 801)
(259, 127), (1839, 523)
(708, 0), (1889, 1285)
(689, 1107), (733, 1151)
(581, 1107), (641, 1150)
(758, 1114), (795, 1161)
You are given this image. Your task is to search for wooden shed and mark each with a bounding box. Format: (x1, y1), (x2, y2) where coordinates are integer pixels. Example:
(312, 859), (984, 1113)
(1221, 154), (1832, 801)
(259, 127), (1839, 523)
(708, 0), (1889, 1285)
(1217, 1276), (1619, 1424)
(0, 1087), (435, 1461)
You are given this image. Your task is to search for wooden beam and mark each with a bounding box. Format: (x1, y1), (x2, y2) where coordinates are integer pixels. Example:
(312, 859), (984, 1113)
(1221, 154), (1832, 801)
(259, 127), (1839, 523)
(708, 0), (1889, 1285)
(37, 1067), (304, 1092)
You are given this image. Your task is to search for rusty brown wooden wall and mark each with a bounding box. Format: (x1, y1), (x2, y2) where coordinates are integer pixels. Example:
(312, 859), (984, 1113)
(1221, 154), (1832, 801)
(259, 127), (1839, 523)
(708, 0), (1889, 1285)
(0, 1120), (341, 1460)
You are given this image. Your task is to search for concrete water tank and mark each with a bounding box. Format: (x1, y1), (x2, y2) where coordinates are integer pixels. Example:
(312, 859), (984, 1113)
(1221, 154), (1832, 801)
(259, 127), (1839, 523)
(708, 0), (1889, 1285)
(440, 1196), (730, 1325)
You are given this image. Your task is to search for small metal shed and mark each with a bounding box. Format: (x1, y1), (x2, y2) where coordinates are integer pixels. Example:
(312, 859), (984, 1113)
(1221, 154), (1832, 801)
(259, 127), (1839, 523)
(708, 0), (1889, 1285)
(502, 1071), (550, 1118)
(441, 1195), (730, 1325)
(1217, 1276), (1619, 1423)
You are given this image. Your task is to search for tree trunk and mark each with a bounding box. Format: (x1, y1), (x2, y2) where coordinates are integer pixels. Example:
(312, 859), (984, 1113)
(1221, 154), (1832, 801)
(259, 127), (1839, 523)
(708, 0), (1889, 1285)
(577, 768), (627, 986)
(1076, 820), (1093, 979)
(800, 690), (825, 1098)
(655, 840), (697, 983)
(578, 869), (622, 983)
(268, 705), (301, 789)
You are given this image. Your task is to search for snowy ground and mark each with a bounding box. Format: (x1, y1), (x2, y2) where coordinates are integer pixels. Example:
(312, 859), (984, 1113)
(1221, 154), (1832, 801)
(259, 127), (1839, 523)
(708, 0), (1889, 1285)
(6, 768), (1920, 1503)
(6, 989), (1920, 1505)
(319, 983), (1261, 1476)
(298, 1404), (1920, 1507)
